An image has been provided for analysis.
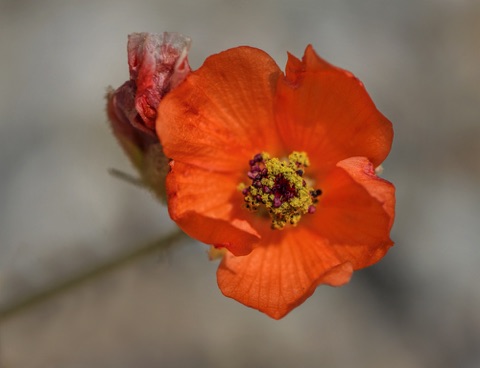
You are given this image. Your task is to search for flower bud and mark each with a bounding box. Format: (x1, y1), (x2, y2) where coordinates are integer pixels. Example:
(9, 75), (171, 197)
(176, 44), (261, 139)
(106, 32), (191, 201)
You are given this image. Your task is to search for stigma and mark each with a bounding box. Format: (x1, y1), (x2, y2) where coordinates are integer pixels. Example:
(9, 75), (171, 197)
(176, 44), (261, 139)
(239, 152), (321, 230)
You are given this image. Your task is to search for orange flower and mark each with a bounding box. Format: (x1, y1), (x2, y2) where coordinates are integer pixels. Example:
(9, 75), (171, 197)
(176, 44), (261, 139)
(156, 45), (395, 319)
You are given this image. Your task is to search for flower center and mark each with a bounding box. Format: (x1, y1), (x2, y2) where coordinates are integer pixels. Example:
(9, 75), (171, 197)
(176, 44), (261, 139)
(239, 152), (322, 230)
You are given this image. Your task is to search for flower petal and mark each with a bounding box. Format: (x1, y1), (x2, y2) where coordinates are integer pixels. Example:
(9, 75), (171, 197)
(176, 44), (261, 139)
(311, 156), (395, 269)
(166, 160), (260, 255)
(336, 156), (395, 230)
(127, 32), (191, 132)
(275, 45), (393, 173)
(217, 226), (353, 319)
(157, 47), (283, 172)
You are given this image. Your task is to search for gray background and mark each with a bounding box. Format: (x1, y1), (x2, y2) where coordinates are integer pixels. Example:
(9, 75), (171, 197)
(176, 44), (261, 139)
(1, 0), (479, 367)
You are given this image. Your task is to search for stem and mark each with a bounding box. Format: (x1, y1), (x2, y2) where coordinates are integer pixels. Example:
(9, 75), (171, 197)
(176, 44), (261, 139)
(0, 229), (187, 322)
(108, 168), (146, 187)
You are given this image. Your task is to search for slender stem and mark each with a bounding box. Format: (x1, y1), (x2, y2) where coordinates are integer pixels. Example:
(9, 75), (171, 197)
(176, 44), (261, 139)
(0, 229), (187, 322)
(108, 168), (146, 187)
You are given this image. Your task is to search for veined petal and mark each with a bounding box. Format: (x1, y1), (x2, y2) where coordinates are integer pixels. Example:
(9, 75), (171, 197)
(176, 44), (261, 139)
(167, 160), (260, 255)
(275, 45), (393, 173)
(336, 156), (395, 230)
(217, 226), (353, 319)
(311, 156), (395, 269)
(157, 47), (283, 173)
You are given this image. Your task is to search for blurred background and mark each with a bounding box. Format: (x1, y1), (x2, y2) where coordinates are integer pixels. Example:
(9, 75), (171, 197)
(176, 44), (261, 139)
(1, 0), (479, 367)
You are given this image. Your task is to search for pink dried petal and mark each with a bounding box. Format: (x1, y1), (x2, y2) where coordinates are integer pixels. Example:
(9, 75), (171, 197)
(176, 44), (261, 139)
(128, 32), (191, 131)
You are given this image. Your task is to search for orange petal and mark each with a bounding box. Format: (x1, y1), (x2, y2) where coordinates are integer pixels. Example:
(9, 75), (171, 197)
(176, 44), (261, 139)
(157, 47), (283, 173)
(217, 227), (353, 319)
(311, 156), (395, 269)
(275, 45), (393, 173)
(167, 160), (260, 255)
(336, 156), (396, 230)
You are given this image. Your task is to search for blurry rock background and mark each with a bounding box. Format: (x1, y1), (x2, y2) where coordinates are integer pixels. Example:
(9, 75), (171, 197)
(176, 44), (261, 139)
(0, 0), (479, 367)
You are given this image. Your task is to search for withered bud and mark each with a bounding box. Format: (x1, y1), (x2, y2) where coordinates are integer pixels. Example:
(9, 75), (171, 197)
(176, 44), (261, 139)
(106, 32), (191, 201)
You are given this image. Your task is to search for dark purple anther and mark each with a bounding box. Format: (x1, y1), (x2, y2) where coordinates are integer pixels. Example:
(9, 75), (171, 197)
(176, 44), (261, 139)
(308, 205), (316, 214)
(247, 171), (257, 179)
(296, 170), (303, 176)
(273, 197), (282, 208)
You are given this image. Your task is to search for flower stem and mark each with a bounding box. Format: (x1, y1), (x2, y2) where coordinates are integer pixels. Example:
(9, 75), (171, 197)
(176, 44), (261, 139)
(0, 229), (187, 322)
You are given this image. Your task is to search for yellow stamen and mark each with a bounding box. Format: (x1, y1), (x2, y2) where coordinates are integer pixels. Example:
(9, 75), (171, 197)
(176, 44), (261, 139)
(240, 151), (320, 229)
